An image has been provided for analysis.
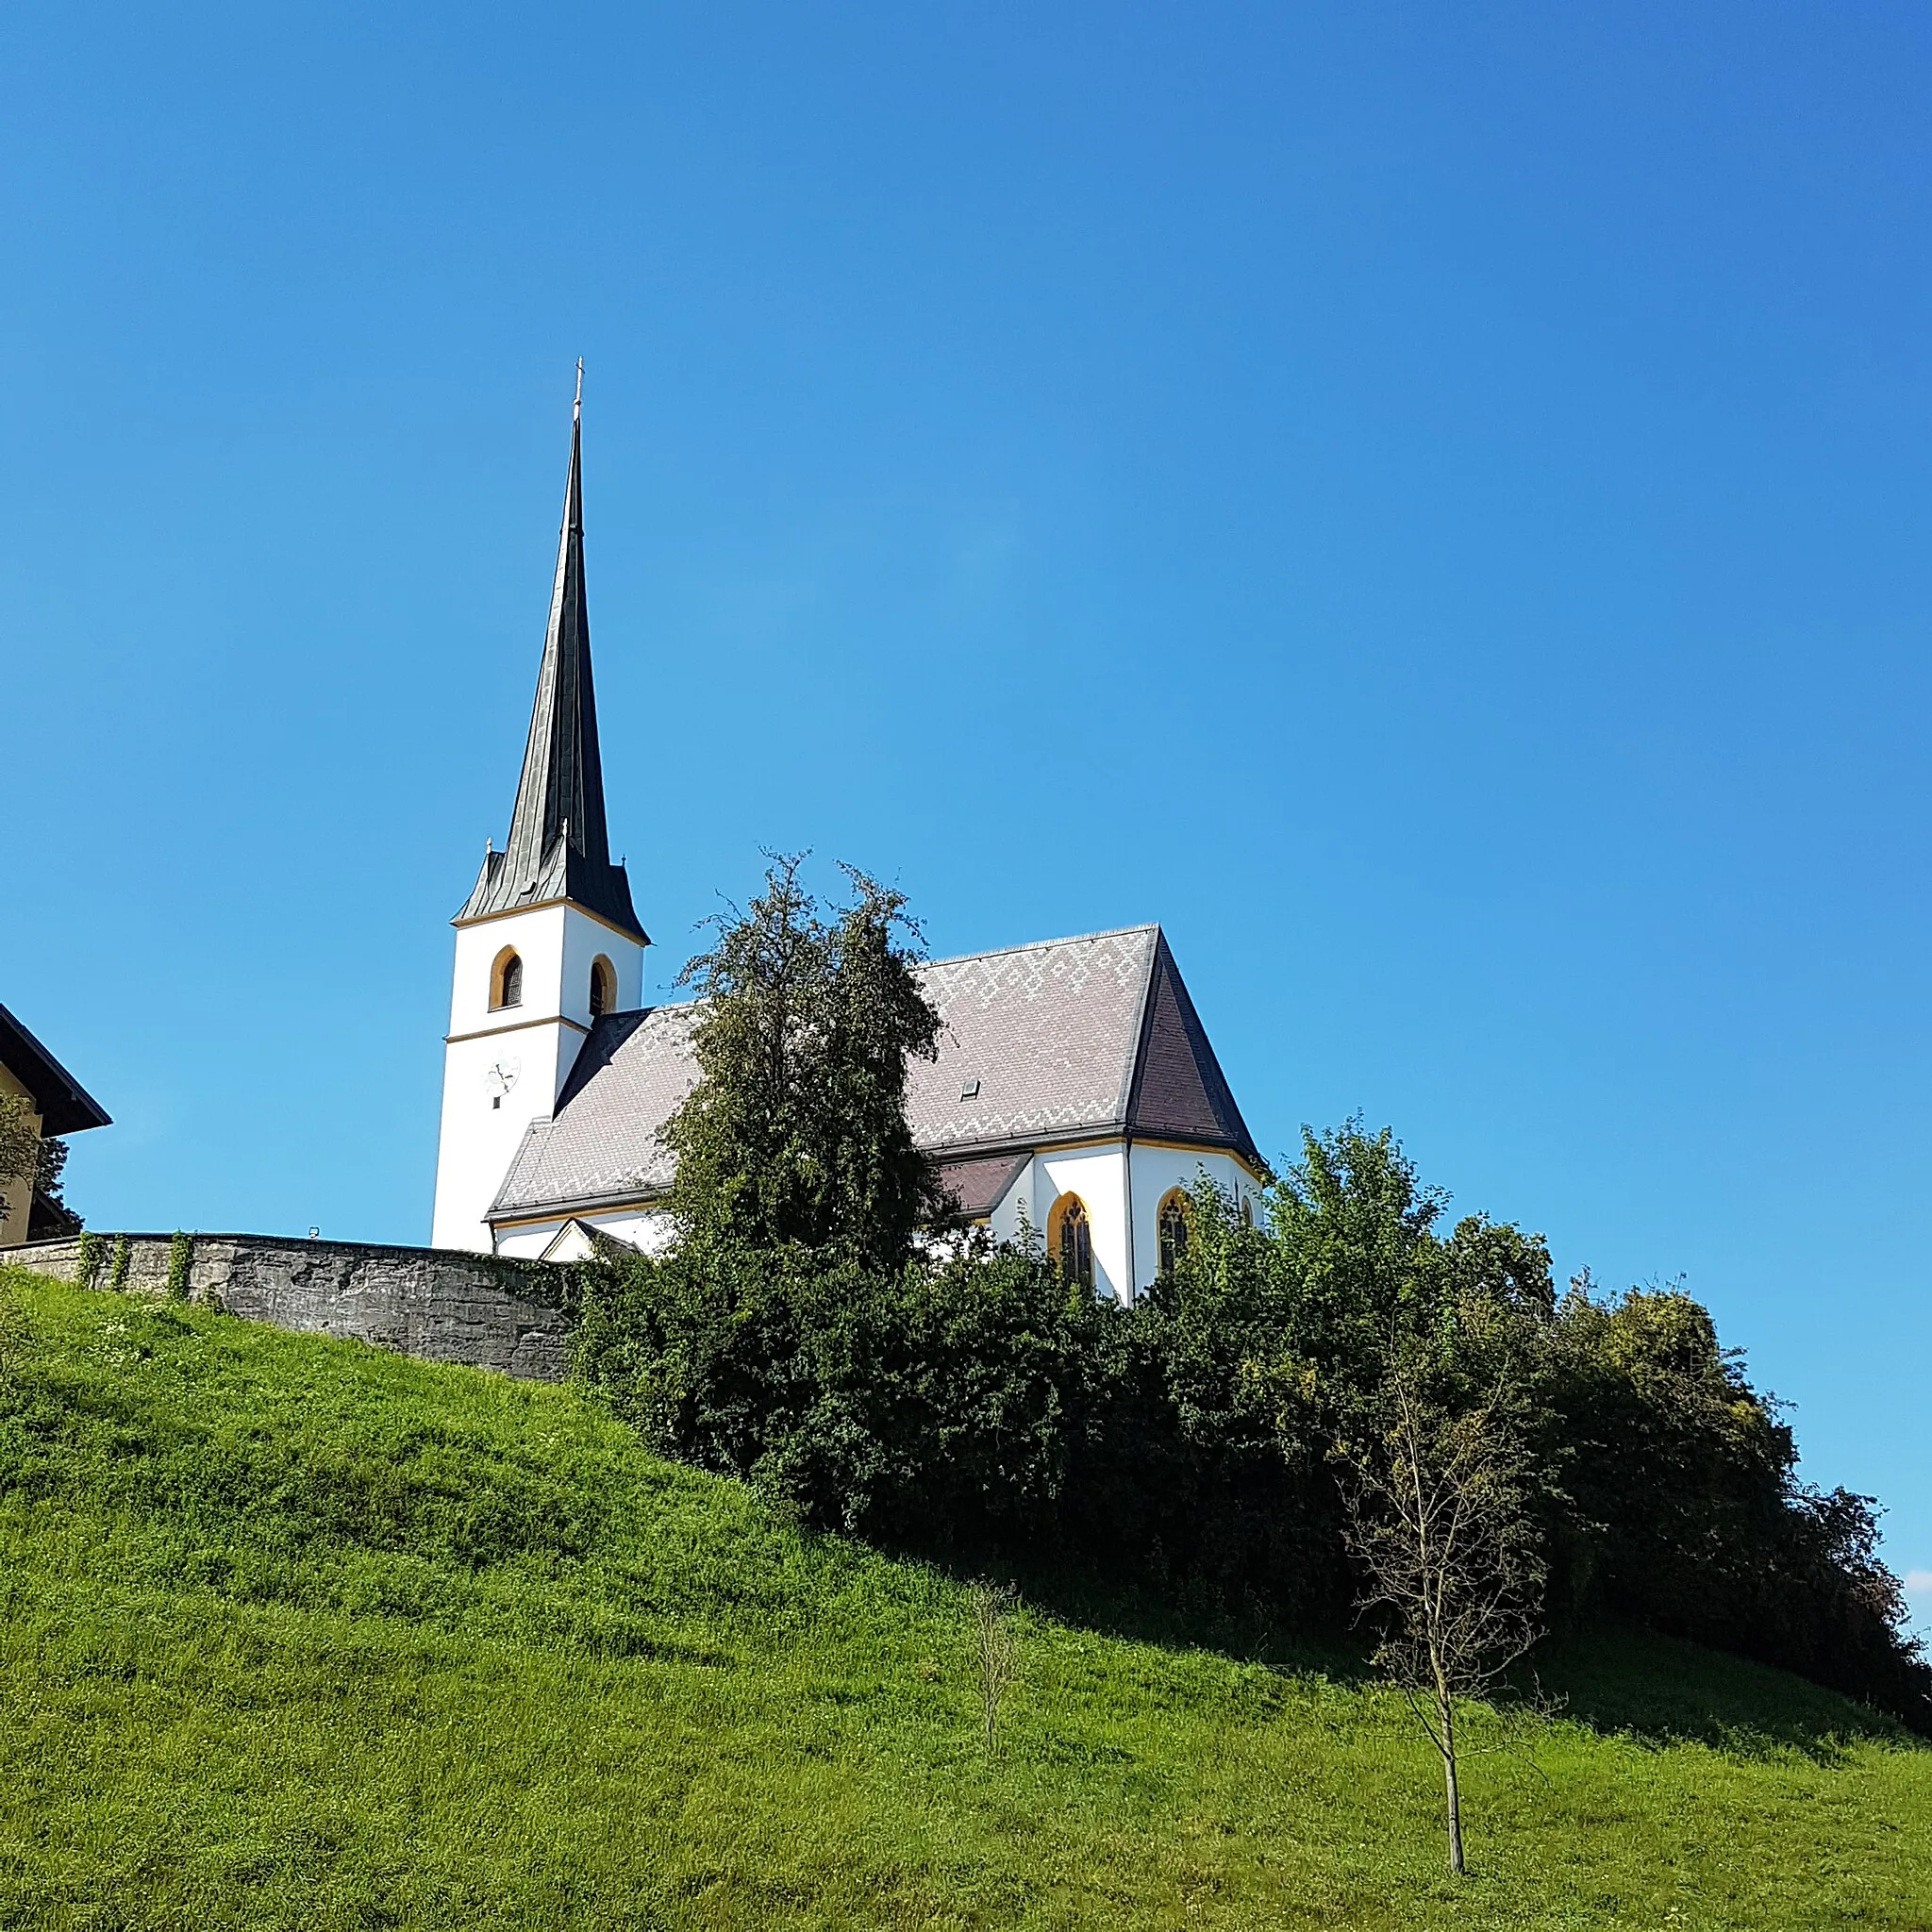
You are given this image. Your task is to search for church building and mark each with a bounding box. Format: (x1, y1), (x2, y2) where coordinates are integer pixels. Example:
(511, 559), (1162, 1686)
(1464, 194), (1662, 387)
(431, 392), (1267, 1301)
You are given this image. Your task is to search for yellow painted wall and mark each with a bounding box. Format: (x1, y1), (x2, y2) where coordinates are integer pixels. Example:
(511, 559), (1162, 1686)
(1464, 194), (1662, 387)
(0, 1062), (42, 1250)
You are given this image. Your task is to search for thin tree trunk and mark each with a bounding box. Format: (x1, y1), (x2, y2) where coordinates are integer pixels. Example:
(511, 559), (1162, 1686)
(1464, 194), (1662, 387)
(1440, 1689), (1465, 1875)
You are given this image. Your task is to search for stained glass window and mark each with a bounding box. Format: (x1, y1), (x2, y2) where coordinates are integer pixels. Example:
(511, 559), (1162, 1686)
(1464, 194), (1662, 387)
(1158, 1193), (1190, 1276)
(1054, 1195), (1093, 1291)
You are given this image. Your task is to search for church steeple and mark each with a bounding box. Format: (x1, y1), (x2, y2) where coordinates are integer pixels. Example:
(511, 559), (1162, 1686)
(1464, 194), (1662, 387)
(458, 369), (646, 942)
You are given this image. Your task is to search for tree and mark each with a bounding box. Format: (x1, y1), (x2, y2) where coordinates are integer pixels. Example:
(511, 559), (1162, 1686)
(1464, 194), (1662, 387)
(0, 1094), (37, 1233)
(816, 865), (945, 1267)
(35, 1135), (70, 1215)
(1338, 1361), (1546, 1876)
(968, 1579), (1021, 1757)
(1268, 1122), (1450, 1384)
(1541, 1277), (1932, 1724)
(661, 856), (943, 1271)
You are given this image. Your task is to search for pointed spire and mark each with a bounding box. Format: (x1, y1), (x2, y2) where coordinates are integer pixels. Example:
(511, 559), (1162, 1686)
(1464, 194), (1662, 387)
(457, 372), (647, 941)
(504, 383), (608, 875)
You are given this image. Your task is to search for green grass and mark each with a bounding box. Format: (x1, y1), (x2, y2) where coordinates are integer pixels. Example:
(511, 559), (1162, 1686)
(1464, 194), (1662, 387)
(0, 1267), (1925, 1930)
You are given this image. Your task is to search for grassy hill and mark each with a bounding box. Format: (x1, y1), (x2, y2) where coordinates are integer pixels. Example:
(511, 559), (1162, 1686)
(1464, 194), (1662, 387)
(0, 1266), (1925, 1930)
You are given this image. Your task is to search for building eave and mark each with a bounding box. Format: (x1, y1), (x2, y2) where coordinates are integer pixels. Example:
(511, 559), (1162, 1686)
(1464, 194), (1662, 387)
(486, 1123), (1269, 1229)
(489, 1187), (667, 1229)
(0, 1004), (110, 1137)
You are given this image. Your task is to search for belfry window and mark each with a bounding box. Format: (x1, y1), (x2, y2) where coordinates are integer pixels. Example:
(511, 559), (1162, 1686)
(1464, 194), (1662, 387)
(590, 956), (615, 1019)
(492, 948), (524, 1011)
(1158, 1191), (1191, 1276)
(1052, 1193), (1093, 1292)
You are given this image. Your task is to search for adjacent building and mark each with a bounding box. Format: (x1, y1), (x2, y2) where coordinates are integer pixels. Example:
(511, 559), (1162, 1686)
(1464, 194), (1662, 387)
(0, 1004), (109, 1247)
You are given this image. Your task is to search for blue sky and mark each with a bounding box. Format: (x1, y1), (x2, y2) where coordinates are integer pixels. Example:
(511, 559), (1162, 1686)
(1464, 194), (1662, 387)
(4, 3), (1929, 1609)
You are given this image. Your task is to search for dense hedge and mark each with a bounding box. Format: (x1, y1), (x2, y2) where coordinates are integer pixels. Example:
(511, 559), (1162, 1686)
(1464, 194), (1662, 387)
(572, 1124), (1931, 1732)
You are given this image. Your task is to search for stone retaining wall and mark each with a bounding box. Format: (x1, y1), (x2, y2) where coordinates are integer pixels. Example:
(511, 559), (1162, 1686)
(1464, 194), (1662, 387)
(2, 1233), (575, 1381)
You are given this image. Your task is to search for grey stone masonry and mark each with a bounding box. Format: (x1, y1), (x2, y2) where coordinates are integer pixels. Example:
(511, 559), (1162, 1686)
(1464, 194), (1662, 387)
(1, 1233), (575, 1381)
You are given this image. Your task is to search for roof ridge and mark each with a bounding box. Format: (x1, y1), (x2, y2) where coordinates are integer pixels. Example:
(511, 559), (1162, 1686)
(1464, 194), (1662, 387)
(1118, 925), (1164, 1124)
(608, 930), (1159, 1016)
(922, 923), (1159, 971)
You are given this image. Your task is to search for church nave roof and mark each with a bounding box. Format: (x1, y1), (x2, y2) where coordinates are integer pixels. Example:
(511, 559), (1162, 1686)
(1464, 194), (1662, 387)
(489, 924), (1262, 1224)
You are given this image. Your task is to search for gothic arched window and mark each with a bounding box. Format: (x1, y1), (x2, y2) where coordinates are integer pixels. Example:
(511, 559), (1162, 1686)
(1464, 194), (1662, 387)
(492, 948), (524, 1010)
(1240, 1196), (1255, 1230)
(1051, 1193), (1093, 1292)
(590, 956), (615, 1018)
(1157, 1190), (1191, 1276)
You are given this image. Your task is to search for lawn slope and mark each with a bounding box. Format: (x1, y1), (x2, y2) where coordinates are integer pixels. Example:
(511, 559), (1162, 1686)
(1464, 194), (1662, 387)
(1, 1268), (1925, 1930)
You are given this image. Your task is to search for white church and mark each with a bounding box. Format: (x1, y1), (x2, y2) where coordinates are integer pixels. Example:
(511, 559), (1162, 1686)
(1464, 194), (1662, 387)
(431, 394), (1268, 1301)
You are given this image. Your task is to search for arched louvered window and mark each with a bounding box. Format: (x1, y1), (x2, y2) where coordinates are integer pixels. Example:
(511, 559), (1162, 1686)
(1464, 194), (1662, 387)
(590, 955), (615, 1018)
(492, 948), (524, 1010)
(1051, 1193), (1093, 1292)
(1158, 1190), (1191, 1276)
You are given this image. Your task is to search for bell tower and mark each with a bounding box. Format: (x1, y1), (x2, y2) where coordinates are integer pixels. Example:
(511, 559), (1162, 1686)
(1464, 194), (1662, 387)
(431, 371), (648, 1253)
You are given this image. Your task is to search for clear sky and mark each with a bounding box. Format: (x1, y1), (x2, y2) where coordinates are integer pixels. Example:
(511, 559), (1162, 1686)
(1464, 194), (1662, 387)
(4, 3), (1928, 1612)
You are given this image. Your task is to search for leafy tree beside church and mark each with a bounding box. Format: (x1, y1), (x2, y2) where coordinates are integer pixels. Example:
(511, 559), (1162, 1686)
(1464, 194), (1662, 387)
(662, 857), (944, 1272)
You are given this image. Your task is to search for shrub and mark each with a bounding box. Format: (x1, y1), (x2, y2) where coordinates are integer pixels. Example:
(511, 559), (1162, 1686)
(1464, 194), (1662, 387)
(574, 1232), (1111, 1543)
(574, 1123), (1932, 1731)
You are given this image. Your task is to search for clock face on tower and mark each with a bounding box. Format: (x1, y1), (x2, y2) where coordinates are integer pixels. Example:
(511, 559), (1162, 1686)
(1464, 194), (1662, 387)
(484, 1057), (522, 1102)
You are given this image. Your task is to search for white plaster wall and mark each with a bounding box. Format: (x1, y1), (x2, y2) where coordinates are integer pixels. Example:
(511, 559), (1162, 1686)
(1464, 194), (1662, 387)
(981, 1140), (1268, 1300)
(988, 1143), (1133, 1305)
(491, 1150), (1265, 1291)
(444, 904), (645, 1048)
(1128, 1144), (1267, 1287)
(493, 1203), (675, 1260)
(433, 1025), (571, 1254)
(432, 903), (646, 1254)
(558, 906), (646, 1031)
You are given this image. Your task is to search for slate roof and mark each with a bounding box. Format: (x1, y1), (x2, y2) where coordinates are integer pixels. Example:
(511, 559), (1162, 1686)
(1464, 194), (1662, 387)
(490, 924), (1262, 1223)
(934, 1150), (1034, 1221)
(908, 926), (1158, 1150)
(0, 1004), (110, 1139)
(458, 386), (646, 942)
(492, 1005), (699, 1216)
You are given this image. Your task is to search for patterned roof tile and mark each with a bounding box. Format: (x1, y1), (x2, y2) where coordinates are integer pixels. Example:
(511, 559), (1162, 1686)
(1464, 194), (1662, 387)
(490, 924), (1260, 1221)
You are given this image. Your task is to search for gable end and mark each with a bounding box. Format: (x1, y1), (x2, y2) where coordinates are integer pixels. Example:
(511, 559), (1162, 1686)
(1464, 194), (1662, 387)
(1124, 934), (1263, 1171)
